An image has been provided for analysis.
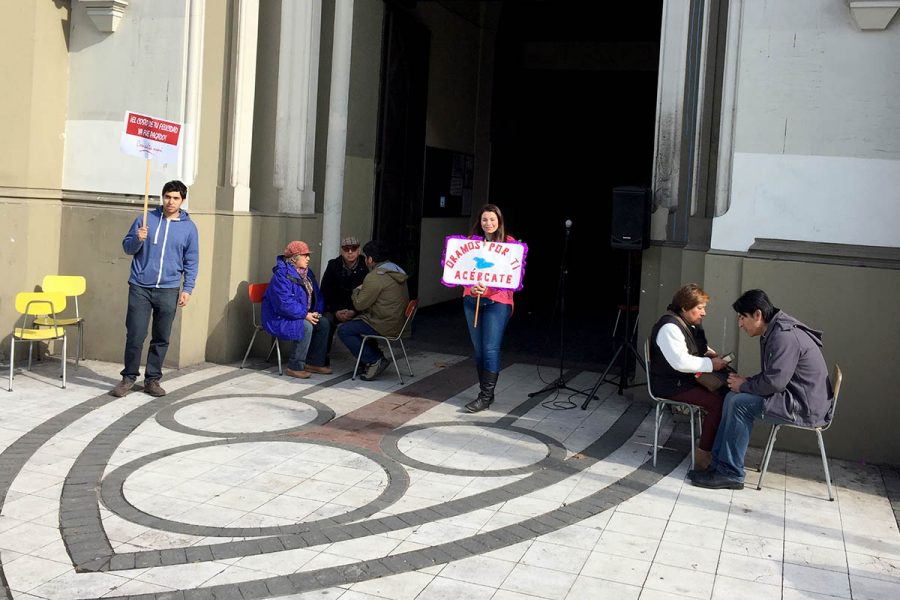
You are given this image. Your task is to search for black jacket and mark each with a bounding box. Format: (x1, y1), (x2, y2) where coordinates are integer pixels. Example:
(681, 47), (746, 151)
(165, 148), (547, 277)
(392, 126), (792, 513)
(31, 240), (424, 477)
(649, 313), (709, 398)
(320, 255), (368, 314)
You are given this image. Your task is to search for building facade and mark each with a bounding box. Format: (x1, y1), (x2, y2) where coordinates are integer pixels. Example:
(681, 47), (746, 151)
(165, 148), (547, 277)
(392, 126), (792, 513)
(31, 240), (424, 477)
(1, 0), (897, 462)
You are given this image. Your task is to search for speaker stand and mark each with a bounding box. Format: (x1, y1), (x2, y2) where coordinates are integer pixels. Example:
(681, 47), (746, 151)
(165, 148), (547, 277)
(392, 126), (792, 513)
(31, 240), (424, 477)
(581, 250), (646, 409)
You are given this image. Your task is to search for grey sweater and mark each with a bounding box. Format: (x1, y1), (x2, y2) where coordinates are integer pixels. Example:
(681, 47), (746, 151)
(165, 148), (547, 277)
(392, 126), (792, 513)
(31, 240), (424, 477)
(741, 310), (833, 427)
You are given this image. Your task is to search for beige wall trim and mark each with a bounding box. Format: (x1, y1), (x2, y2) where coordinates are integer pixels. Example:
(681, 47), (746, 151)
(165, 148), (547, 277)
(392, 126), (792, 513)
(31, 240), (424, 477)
(47, 191), (322, 221)
(748, 238), (900, 270)
(0, 188), (65, 201)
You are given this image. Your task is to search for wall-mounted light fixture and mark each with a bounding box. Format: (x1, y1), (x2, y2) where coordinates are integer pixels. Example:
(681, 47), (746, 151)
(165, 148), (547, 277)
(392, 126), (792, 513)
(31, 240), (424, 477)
(79, 0), (129, 33)
(848, 0), (900, 30)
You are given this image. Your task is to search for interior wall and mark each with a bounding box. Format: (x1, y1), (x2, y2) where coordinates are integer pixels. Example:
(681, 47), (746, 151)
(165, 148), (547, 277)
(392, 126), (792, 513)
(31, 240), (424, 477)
(419, 217), (471, 307)
(412, 3), (485, 306)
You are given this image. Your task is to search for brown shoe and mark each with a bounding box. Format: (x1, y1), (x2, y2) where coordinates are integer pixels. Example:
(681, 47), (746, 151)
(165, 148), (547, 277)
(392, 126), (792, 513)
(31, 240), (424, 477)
(285, 368), (311, 379)
(109, 378), (135, 397)
(144, 379), (167, 397)
(305, 364), (333, 375)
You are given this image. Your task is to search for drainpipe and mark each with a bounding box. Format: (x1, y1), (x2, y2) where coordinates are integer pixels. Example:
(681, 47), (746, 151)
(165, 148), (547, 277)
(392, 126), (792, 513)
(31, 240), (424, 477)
(321, 0), (354, 272)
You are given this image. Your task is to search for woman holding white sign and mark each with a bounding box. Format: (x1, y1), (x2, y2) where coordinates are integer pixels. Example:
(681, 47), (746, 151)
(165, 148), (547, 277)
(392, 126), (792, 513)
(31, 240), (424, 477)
(463, 204), (516, 413)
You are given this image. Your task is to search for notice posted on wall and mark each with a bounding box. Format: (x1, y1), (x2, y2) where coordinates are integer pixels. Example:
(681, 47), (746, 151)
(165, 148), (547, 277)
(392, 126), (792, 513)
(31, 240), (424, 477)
(120, 111), (182, 163)
(441, 236), (528, 291)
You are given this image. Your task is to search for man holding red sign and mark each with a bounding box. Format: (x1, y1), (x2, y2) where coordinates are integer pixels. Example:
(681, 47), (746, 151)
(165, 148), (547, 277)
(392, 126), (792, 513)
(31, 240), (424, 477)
(110, 180), (199, 398)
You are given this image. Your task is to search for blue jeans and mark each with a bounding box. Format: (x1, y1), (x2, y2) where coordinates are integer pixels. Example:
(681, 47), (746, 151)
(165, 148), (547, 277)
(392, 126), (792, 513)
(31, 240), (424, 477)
(337, 319), (384, 366)
(122, 284), (180, 382)
(463, 296), (511, 372)
(711, 391), (787, 481)
(287, 316), (331, 370)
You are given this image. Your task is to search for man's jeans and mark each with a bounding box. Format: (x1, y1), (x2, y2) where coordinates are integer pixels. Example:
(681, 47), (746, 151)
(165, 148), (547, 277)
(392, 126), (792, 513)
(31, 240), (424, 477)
(287, 316), (330, 370)
(122, 284), (180, 382)
(463, 296), (511, 372)
(712, 391), (787, 481)
(338, 319), (384, 366)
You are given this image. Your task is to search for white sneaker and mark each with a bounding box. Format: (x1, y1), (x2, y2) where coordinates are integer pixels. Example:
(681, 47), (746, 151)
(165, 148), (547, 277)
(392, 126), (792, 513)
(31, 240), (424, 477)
(360, 357), (389, 381)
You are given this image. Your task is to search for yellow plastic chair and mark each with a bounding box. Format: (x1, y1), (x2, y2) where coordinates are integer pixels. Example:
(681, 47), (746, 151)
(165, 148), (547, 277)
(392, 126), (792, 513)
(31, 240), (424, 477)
(33, 275), (86, 368)
(9, 292), (67, 391)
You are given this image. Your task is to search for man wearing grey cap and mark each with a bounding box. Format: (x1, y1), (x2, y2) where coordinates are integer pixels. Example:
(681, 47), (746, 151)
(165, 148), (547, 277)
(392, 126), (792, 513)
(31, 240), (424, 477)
(319, 235), (368, 365)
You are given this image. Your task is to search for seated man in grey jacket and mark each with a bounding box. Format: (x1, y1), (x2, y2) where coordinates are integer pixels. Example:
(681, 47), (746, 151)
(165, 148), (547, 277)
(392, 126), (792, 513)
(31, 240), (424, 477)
(690, 289), (832, 490)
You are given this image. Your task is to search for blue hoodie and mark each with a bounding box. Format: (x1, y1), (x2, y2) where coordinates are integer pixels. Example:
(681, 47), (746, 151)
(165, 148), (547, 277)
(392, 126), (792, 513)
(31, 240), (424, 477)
(122, 206), (199, 293)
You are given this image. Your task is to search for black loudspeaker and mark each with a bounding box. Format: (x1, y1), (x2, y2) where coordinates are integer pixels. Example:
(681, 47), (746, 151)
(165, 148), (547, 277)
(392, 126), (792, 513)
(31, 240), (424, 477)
(610, 186), (650, 250)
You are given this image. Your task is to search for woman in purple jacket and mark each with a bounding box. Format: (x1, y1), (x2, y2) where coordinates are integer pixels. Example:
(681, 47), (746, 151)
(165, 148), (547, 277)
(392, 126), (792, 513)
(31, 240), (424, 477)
(262, 241), (332, 379)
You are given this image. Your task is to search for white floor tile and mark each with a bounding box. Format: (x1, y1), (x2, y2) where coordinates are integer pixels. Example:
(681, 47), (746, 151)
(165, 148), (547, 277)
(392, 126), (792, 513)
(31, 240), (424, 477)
(783, 562), (851, 597)
(643, 563), (715, 600)
(500, 563), (578, 599)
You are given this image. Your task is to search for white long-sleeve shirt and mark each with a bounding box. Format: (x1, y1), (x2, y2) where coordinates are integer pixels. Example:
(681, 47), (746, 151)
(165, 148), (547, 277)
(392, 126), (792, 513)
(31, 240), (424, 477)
(655, 323), (713, 373)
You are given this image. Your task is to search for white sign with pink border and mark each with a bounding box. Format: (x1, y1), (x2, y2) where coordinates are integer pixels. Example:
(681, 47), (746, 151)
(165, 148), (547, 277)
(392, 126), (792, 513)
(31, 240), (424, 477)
(440, 236), (528, 290)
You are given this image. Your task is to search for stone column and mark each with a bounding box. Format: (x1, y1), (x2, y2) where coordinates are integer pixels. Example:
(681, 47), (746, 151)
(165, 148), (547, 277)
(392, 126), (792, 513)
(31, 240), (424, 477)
(220, 0), (259, 211)
(321, 0), (355, 271)
(274, 0), (323, 215)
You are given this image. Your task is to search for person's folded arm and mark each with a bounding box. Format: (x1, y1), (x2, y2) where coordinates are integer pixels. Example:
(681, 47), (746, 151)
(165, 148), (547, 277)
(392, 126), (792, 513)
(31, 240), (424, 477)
(741, 332), (800, 396)
(657, 324), (713, 373)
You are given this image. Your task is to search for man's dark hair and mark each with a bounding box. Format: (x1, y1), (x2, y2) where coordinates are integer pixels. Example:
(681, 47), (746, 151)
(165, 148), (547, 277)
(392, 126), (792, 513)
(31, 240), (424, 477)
(162, 180), (188, 199)
(363, 240), (389, 263)
(732, 289), (778, 322)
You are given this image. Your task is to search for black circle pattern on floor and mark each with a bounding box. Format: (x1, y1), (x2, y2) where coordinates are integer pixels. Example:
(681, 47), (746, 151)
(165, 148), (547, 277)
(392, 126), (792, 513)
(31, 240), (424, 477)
(0, 363), (689, 600)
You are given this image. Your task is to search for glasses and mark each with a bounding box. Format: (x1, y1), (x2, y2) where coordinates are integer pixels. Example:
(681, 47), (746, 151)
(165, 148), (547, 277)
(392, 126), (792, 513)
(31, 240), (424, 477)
(341, 245), (360, 252)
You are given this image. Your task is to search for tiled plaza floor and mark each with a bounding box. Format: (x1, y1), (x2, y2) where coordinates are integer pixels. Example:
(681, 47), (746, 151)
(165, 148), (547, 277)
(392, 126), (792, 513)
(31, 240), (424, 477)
(1, 349), (898, 600)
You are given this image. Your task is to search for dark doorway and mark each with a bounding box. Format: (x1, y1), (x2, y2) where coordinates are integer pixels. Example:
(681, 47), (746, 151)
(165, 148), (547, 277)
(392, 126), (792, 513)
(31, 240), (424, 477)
(486, 1), (663, 366)
(379, 1), (664, 370)
(372, 6), (430, 299)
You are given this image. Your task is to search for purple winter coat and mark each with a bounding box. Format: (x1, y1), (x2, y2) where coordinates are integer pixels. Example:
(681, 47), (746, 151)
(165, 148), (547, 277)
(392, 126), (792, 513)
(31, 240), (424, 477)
(261, 256), (324, 341)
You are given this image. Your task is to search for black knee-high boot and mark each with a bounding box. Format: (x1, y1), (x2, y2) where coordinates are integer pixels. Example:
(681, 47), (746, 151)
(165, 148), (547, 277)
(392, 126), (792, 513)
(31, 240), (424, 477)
(466, 371), (498, 413)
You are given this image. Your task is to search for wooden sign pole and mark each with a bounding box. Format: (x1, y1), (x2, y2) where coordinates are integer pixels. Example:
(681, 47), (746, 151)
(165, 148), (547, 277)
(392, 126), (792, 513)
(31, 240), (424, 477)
(141, 158), (151, 228)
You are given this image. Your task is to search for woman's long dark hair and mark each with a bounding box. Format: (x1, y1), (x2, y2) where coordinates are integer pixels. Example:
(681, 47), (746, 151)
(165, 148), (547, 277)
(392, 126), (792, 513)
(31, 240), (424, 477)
(472, 203), (506, 242)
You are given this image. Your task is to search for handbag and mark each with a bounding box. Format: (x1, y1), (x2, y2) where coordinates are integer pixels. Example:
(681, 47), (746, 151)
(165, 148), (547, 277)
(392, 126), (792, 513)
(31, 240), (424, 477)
(695, 365), (734, 393)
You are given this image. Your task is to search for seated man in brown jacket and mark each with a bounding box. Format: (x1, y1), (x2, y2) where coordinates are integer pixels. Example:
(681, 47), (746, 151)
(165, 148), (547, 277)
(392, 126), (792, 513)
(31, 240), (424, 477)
(337, 240), (410, 380)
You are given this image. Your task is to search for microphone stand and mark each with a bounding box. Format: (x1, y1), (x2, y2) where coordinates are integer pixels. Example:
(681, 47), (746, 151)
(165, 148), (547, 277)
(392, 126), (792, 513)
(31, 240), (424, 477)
(529, 220), (589, 400)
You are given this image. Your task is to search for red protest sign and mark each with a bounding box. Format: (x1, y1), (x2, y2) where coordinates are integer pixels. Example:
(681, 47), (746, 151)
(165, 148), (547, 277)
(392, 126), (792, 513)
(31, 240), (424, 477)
(120, 111), (183, 163)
